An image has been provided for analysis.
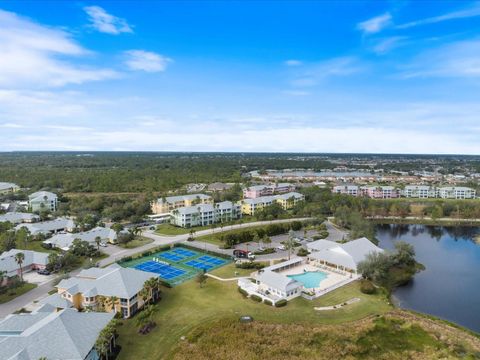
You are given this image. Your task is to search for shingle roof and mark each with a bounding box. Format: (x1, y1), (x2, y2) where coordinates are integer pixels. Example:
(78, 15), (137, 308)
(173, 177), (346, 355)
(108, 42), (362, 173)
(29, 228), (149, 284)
(175, 203), (214, 215)
(15, 217), (74, 235)
(57, 263), (155, 299)
(158, 194), (212, 204)
(0, 182), (19, 192)
(28, 191), (57, 202)
(0, 213), (39, 225)
(0, 308), (114, 360)
(0, 249), (48, 276)
(44, 226), (116, 250)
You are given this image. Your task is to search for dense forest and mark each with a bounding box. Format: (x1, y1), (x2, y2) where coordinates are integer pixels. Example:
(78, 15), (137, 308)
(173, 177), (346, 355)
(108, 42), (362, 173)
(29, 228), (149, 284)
(2, 152), (480, 193)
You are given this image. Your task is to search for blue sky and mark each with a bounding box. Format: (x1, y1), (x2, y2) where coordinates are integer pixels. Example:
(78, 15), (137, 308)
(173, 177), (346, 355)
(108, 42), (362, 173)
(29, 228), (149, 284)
(1, 1), (480, 153)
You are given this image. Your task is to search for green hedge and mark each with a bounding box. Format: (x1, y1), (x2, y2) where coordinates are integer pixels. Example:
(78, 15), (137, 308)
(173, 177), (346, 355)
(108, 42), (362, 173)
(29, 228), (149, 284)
(275, 299), (287, 307)
(250, 294), (262, 302)
(263, 299), (273, 306)
(360, 279), (376, 294)
(235, 261), (268, 270)
(238, 287), (248, 297)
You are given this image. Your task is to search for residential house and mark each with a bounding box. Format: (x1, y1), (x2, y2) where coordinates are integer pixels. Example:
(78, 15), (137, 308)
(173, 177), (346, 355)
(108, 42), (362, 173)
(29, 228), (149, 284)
(151, 194), (213, 214)
(44, 226), (117, 251)
(0, 306), (114, 360)
(15, 217), (75, 236)
(0, 249), (48, 283)
(28, 191), (58, 212)
(56, 264), (156, 318)
(0, 212), (39, 224)
(0, 182), (19, 194)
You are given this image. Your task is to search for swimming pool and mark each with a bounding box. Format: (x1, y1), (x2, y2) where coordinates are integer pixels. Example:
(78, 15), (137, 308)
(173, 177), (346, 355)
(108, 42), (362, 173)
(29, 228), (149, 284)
(288, 271), (328, 288)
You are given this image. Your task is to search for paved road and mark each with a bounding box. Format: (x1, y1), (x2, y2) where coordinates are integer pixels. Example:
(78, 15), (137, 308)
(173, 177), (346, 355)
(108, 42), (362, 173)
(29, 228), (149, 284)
(0, 217), (311, 318)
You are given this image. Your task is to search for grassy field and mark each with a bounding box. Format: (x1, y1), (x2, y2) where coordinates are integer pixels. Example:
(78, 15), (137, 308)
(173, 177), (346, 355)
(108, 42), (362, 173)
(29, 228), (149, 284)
(155, 224), (193, 235)
(116, 279), (392, 360)
(209, 263), (254, 278)
(118, 236), (154, 249)
(0, 282), (37, 304)
(195, 225), (272, 247)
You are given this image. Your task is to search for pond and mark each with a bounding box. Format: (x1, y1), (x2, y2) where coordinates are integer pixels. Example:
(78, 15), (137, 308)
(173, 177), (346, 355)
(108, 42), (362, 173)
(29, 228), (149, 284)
(376, 224), (480, 333)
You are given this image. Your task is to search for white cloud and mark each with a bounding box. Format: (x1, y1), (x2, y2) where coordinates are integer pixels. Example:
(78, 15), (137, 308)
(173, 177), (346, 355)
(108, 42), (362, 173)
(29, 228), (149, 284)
(357, 13), (392, 34)
(284, 60), (303, 66)
(290, 57), (363, 87)
(124, 50), (172, 72)
(84, 6), (132, 34)
(372, 36), (407, 54)
(400, 40), (480, 78)
(397, 3), (480, 29)
(0, 9), (117, 88)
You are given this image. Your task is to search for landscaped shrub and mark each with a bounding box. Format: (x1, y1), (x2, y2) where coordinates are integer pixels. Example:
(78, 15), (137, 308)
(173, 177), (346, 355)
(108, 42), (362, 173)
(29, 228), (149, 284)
(253, 248), (275, 255)
(160, 280), (172, 288)
(235, 261), (268, 270)
(250, 294), (262, 302)
(360, 279), (376, 294)
(121, 256), (132, 263)
(142, 250), (152, 257)
(263, 299), (273, 306)
(297, 248), (309, 257)
(275, 299), (287, 307)
(290, 221), (303, 231)
(238, 287), (248, 297)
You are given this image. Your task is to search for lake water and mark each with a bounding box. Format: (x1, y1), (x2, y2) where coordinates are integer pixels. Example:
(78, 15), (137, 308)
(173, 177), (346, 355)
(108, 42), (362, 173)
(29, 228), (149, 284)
(376, 224), (480, 333)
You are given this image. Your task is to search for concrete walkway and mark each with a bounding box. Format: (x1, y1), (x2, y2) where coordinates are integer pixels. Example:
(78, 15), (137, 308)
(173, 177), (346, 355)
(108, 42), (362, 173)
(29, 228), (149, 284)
(205, 273), (251, 282)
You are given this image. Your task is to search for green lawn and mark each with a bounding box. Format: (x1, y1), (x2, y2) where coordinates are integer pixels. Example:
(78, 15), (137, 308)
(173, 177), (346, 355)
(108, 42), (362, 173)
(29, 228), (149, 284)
(116, 279), (391, 360)
(118, 236), (154, 249)
(209, 263), (254, 278)
(0, 282), (37, 304)
(155, 224), (193, 236)
(17, 241), (56, 254)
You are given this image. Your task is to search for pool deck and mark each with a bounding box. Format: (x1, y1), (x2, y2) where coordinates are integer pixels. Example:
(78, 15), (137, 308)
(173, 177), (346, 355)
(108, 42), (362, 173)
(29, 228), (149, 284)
(277, 264), (354, 292)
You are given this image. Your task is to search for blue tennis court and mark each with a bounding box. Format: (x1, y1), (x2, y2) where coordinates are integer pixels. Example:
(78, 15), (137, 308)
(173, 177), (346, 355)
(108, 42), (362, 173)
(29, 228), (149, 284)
(135, 261), (186, 280)
(159, 252), (184, 262)
(184, 259), (215, 270)
(172, 248), (196, 257)
(197, 255), (227, 266)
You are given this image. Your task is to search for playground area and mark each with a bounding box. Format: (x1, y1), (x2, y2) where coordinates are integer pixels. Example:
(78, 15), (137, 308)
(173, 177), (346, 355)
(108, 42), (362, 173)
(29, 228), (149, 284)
(119, 246), (230, 285)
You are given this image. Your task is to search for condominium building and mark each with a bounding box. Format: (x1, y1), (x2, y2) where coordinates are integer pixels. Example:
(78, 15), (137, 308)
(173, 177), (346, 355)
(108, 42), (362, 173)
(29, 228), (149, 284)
(360, 186), (400, 199)
(44, 226), (118, 251)
(15, 217), (75, 235)
(437, 186), (476, 199)
(0, 182), (19, 194)
(243, 183), (295, 199)
(170, 201), (242, 228)
(240, 192), (305, 215)
(56, 264), (157, 318)
(151, 194), (213, 214)
(28, 191), (58, 212)
(332, 184), (359, 196)
(402, 185), (436, 198)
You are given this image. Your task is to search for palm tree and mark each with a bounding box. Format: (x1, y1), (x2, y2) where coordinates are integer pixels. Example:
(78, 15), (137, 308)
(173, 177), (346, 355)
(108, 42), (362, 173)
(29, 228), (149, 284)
(107, 296), (118, 313)
(0, 270), (7, 287)
(95, 236), (102, 250)
(285, 230), (296, 260)
(14, 252), (25, 282)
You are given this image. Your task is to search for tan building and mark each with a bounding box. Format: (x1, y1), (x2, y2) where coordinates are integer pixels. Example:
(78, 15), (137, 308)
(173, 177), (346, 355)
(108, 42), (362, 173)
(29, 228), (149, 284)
(151, 193), (213, 214)
(56, 264), (157, 318)
(240, 192), (305, 216)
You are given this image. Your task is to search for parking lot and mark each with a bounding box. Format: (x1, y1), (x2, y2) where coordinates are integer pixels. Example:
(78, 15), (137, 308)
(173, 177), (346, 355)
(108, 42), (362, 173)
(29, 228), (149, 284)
(23, 271), (56, 285)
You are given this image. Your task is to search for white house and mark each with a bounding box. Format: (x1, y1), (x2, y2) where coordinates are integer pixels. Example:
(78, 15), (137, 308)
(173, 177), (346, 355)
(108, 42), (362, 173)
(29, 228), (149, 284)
(28, 191), (58, 212)
(170, 203), (215, 228)
(0, 212), (40, 224)
(44, 226), (117, 251)
(15, 217), (75, 235)
(0, 249), (49, 282)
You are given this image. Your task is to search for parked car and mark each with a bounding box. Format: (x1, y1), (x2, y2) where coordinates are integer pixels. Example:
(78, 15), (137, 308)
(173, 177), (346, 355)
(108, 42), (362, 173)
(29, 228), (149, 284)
(99, 242), (107, 247)
(37, 269), (50, 275)
(277, 244), (286, 251)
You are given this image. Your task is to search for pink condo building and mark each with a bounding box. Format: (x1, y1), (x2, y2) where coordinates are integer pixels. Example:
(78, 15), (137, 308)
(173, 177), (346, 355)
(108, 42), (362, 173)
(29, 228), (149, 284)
(243, 183), (295, 199)
(360, 186), (400, 199)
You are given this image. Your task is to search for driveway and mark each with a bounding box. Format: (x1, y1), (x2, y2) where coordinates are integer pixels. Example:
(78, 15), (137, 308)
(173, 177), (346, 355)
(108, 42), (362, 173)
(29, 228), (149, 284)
(23, 272), (55, 285)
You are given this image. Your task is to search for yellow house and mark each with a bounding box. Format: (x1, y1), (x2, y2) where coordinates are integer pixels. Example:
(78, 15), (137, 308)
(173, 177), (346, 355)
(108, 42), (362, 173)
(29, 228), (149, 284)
(56, 264), (157, 318)
(151, 193), (213, 214)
